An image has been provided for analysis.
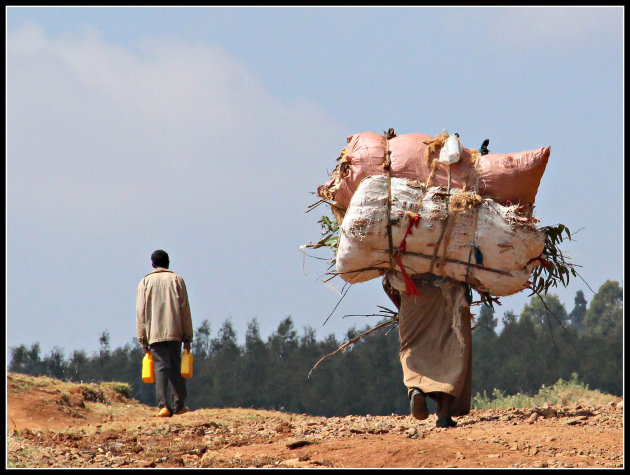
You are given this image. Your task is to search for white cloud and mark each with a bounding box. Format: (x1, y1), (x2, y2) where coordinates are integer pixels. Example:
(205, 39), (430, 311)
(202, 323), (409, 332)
(7, 24), (347, 355)
(7, 24), (343, 213)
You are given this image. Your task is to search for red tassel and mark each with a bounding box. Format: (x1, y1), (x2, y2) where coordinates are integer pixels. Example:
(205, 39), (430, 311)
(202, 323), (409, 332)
(398, 214), (420, 253)
(528, 255), (551, 269)
(394, 252), (422, 298)
(393, 214), (422, 297)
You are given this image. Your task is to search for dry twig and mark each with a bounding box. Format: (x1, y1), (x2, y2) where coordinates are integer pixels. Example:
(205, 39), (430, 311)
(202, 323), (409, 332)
(308, 311), (398, 378)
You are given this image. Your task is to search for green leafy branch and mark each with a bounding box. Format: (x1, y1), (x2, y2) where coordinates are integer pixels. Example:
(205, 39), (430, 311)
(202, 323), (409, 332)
(301, 214), (340, 274)
(304, 214), (339, 262)
(316, 215), (340, 254)
(528, 223), (580, 296)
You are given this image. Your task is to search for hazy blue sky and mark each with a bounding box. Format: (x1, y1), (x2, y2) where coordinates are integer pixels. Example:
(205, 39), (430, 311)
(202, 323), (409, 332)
(6, 6), (624, 361)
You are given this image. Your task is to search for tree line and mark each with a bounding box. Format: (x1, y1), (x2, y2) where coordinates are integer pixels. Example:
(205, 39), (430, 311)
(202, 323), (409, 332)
(8, 280), (622, 417)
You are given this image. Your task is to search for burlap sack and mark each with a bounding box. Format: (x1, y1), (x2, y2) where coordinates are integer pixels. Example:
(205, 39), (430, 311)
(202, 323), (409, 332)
(335, 175), (545, 296)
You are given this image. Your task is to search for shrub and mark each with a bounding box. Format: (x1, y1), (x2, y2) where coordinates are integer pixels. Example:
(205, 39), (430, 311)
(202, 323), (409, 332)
(472, 373), (617, 409)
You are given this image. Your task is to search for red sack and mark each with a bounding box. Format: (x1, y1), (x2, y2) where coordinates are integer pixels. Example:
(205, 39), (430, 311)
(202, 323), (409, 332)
(318, 131), (550, 211)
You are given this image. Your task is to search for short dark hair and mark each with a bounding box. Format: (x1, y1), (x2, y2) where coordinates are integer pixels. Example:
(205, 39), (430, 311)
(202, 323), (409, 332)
(151, 250), (170, 268)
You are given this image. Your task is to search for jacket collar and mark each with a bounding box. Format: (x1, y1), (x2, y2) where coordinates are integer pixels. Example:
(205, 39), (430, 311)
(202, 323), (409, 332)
(146, 267), (174, 278)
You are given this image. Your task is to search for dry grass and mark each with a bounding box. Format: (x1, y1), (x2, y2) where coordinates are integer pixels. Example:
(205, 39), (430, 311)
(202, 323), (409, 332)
(472, 373), (618, 410)
(8, 372), (132, 405)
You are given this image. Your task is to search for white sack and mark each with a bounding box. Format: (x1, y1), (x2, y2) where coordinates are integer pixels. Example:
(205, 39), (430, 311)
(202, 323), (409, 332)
(336, 175), (545, 296)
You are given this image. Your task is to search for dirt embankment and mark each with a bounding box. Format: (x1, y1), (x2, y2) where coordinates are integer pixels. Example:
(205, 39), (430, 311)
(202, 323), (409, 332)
(6, 373), (624, 468)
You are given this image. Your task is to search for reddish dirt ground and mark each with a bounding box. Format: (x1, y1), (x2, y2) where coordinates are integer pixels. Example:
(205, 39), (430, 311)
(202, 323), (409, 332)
(6, 373), (624, 468)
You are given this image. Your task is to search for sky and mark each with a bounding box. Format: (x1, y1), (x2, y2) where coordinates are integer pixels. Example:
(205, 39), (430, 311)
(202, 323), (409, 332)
(6, 6), (624, 362)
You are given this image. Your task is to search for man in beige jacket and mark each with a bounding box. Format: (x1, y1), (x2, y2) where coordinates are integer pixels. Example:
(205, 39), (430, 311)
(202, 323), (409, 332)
(137, 250), (194, 417)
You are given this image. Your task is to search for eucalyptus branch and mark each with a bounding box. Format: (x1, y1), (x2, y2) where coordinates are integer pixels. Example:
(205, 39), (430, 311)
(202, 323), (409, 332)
(302, 214), (340, 273)
(528, 223), (580, 296)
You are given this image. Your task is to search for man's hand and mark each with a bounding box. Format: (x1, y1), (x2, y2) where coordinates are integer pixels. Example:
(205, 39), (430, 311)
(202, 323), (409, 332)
(143, 346), (149, 354)
(183, 341), (191, 351)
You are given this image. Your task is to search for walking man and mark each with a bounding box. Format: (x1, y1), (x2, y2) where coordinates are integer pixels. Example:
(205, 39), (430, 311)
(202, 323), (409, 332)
(383, 271), (472, 428)
(137, 250), (194, 417)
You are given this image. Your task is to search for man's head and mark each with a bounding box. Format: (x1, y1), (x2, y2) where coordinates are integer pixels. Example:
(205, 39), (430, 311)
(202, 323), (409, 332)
(151, 250), (170, 269)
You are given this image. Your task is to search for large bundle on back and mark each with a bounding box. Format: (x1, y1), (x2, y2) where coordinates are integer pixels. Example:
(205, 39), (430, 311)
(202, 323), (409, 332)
(316, 130), (551, 297)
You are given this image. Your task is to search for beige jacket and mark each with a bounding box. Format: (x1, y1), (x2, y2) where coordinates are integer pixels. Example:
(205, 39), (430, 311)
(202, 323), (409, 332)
(136, 268), (193, 347)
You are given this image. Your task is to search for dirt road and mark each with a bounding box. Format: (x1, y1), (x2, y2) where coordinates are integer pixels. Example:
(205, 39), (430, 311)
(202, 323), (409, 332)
(7, 373), (624, 468)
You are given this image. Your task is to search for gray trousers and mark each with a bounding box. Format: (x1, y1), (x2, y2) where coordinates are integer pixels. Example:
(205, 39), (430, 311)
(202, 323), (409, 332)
(149, 340), (187, 413)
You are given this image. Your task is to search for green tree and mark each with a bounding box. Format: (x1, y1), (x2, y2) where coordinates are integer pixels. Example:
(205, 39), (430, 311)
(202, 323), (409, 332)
(207, 319), (242, 407)
(268, 316), (298, 360)
(583, 280), (622, 337)
(354, 322), (404, 415)
(66, 349), (91, 382)
(265, 316), (300, 411)
(494, 312), (541, 394)
(9, 343), (43, 375)
(568, 290), (588, 333)
(186, 320), (212, 409)
(324, 326), (367, 415)
(521, 294), (569, 333)
(193, 319), (211, 359)
(296, 325), (329, 415)
(502, 310), (517, 326)
(308, 333), (345, 415)
(99, 330), (111, 357)
(575, 329), (622, 395)
(241, 318), (269, 408)
(41, 346), (67, 380)
(473, 304), (497, 339)
(471, 305), (499, 396)
(576, 280), (623, 395)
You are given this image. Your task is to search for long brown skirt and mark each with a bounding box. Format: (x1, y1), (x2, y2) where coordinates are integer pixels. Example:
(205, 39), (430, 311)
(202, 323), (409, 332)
(398, 279), (472, 417)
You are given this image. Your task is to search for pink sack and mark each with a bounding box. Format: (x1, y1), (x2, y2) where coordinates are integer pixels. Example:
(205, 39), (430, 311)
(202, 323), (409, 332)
(317, 131), (550, 211)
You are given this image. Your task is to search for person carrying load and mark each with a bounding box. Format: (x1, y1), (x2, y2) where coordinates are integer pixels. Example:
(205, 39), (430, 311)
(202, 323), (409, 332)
(383, 271), (472, 428)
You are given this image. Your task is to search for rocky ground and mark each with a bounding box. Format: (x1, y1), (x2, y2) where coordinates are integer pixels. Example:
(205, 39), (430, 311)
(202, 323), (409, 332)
(7, 372), (624, 468)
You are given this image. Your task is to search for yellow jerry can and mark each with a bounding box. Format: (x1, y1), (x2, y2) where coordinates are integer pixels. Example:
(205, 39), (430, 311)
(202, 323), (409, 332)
(181, 349), (193, 378)
(142, 352), (155, 383)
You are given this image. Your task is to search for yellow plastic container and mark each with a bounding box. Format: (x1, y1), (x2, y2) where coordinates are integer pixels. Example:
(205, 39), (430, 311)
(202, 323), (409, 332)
(181, 349), (193, 378)
(142, 352), (155, 383)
